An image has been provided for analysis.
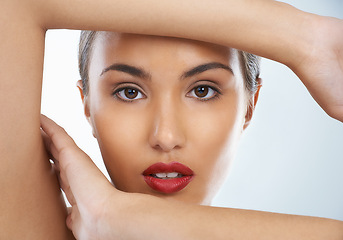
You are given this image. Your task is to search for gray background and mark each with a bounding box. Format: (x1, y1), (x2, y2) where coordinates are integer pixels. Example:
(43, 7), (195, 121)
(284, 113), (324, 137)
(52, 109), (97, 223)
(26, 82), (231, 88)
(42, 0), (343, 221)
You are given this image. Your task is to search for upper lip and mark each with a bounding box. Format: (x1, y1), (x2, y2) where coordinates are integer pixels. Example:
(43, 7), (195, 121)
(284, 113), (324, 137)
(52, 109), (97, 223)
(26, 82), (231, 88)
(142, 161), (194, 176)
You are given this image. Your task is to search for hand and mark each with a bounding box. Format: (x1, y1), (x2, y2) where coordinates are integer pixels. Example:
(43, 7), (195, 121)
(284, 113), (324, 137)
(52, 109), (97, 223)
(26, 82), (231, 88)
(293, 16), (343, 122)
(40, 115), (120, 240)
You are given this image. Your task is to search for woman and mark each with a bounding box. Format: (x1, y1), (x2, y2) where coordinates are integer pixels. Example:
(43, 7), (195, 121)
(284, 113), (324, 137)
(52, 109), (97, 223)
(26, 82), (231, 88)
(1, 0), (343, 239)
(75, 31), (261, 204)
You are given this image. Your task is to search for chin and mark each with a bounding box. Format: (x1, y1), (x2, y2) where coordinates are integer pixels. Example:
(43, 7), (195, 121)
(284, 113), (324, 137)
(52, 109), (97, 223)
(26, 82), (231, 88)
(112, 177), (215, 205)
(144, 190), (213, 206)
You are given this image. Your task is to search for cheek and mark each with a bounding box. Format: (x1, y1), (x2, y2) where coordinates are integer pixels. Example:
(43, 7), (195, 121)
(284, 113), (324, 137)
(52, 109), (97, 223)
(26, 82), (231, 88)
(186, 94), (246, 188)
(189, 94), (245, 153)
(90, 104), (148, 181)
(189, 106), (242, 166)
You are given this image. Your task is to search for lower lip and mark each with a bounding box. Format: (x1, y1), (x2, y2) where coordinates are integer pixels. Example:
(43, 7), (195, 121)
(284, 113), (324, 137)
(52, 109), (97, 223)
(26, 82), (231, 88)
(143, 175), (194, 194)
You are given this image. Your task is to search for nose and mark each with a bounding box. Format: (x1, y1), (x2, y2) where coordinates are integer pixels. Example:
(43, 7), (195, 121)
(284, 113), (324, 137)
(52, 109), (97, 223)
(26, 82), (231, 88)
(148, 100), (186, 152)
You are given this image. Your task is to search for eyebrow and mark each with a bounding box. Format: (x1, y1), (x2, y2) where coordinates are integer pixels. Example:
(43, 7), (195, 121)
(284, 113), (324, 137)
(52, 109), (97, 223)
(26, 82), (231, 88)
(101, 63), (151, 79)
(100, 61), (234, 80)
(181, 62), (234, 79)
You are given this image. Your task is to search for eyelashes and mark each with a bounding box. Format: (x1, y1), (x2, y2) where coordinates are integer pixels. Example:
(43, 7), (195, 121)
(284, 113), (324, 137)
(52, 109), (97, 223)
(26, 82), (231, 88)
(186, 85), (221, 101)
(113, 84), (222, 103)
(114, 87), (145, 102)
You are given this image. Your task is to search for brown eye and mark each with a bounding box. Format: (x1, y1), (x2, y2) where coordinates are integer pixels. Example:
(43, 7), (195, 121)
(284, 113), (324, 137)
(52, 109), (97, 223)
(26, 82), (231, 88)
(115, 87), (144, 101)
(124, 88), (138, 99)
(194, 86), (209, 98)
(187, 85), (218, 101)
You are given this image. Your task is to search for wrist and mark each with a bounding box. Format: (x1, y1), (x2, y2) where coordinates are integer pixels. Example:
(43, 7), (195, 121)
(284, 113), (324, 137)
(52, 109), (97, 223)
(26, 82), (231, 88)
(103, 192), (190, 240)
(104, 192), (158, 240)
(289, 13), (339, 77)
(286, 11), (320, 71)
(96, 190), (130, 240)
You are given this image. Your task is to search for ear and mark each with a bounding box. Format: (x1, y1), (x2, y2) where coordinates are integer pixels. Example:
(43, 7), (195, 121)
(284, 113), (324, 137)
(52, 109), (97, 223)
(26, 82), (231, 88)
(76, 80), (90, 118)
(243, 78), (262, 130)
(77, 80), (96, 138)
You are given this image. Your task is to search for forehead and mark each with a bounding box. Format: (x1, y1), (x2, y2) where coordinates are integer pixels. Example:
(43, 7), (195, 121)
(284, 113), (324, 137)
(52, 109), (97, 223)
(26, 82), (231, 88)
(90, 32), (240, 72)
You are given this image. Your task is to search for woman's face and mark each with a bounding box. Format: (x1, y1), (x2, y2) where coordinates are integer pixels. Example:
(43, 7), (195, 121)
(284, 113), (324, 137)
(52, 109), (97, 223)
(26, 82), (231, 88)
(82, 32), (251, 205)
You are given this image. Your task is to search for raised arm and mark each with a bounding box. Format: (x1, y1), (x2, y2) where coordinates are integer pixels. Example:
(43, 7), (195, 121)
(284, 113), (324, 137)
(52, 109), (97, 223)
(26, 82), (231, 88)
(30, 0), (343, 121)
(0, 1), (74, 239)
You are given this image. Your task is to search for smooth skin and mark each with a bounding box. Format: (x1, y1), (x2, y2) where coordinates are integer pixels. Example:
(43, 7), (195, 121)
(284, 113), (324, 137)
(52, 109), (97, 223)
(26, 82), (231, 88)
(41, 114), (343, 240)
(1, 0), (343, 239)
(80, 32), (252, 205)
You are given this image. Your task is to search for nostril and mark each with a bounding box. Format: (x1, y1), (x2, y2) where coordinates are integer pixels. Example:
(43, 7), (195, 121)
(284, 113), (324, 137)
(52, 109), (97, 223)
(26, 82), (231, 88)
(149, 129), (185, 152)
(152, 140), (177, 152)
(148, 106), (186, 152)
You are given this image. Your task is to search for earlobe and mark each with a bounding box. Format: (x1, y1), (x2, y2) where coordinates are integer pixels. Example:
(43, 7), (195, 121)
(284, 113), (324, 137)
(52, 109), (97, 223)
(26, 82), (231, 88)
(243, 78), (262, 130)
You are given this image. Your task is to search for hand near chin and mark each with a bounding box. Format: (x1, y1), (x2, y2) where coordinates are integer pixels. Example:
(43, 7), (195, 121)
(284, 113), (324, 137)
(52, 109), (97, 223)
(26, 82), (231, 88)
(293, 16), (343, 122)
(40, 115), (122, 240)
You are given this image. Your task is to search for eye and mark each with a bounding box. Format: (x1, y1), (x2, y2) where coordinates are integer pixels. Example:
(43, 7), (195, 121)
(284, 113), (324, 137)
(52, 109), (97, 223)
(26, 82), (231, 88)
(114, 87), (145, 101)
(188, 85), (218, 100)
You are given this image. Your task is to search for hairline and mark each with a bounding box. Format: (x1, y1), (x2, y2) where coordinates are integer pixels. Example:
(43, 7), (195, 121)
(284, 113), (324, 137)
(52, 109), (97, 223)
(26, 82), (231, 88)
(79, 31), (260, 97)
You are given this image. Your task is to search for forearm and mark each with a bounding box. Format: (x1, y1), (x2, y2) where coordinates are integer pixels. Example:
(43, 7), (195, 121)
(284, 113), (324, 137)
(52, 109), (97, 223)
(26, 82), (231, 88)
(30, 0), (313, 67)
(112, 193), (343, 240)
(26, 0), (343, 120)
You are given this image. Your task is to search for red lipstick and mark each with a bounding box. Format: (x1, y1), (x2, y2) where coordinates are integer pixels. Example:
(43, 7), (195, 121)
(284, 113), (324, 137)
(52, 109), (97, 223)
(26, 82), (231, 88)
(142, 162), (194, 194)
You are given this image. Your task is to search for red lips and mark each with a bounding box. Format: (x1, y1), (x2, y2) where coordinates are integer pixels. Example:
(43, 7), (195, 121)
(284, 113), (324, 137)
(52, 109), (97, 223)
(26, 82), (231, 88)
(142, 162), (194, 194)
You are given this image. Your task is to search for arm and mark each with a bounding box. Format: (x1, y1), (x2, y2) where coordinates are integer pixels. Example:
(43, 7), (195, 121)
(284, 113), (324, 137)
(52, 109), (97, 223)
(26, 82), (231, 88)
(40, 115), (343, 240)
(35, 0), (343, 122)
(0, 2), (73, 239)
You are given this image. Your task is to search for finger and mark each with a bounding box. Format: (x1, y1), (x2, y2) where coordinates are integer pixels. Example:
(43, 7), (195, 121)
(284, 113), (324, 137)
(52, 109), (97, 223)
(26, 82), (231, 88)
(60, 175), (76, 206)
(46, 148), (61, 172)
(40, 114), (77, 157)
(40, 128), (59, 164)
(52, 157), (61, 172)
(40, 128), (53, 158)
(41, 115), (114, 210)
(40, 127), (61, 170)
(66, 211), (73, 231)
(67, 204), (82, 239)
(67, 207), (72, 215)
(52, 163), (76, 206)
(50, 163), (61, 189)
(66, 205), (77, 233)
